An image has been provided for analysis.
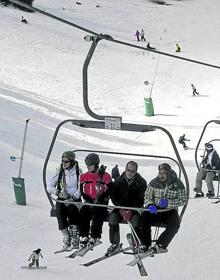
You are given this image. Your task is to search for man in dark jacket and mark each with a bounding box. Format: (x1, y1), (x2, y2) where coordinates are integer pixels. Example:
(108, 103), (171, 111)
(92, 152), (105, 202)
(106, 161), (147, 255)
(193, 143), (220, 198)
(178, 134), (190, 150)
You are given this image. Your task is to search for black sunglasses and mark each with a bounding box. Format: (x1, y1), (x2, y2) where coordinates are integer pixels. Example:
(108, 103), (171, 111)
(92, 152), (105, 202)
(62, 160), (70, 163)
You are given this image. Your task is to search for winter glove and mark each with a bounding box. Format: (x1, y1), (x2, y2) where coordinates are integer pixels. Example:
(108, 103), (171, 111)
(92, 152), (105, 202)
(57, 189), (70, 199)
(82, 193), (93, 203)
(119, 209), (132, 223)
(159, 198), (168, 208)
(71, 189), (81, 200)
(147, 205), (157, 214)
(98, 165), (107, 175)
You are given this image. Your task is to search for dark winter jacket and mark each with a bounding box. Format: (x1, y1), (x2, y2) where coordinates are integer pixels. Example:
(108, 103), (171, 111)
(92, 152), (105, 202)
(201, 150), (220, 171)
(110, 172), (147, 208)
(144, 170), (187, 209)
(178, 135), (189, 144)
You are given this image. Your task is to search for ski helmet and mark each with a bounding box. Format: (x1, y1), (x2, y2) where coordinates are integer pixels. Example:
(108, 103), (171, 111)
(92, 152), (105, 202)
(85, 153), (100, 166)
(158, 163), (171, 173)
(62, 151), (75, 166)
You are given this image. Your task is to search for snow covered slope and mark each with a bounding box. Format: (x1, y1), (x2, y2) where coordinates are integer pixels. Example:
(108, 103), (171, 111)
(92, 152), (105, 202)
(1, 0), (220, 279)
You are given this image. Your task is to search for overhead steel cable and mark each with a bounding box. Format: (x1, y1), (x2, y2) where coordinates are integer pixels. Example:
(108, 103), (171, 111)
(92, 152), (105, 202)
(9, 0), (220, 70)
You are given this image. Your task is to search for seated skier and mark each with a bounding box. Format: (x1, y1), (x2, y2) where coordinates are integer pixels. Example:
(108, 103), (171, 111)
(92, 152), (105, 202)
(139, 163), (187, 255)
(146, 42), (156, 50)
(193, 143), (220, 198)
(79, 153), (112, 246)
(106, 161), (147, 255)
(47, 151), (81, 251)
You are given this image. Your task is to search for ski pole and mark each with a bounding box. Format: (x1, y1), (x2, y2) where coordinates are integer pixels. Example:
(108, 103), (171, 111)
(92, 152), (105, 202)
(18, 119), (30, 178)
(128, 222), (140, 243)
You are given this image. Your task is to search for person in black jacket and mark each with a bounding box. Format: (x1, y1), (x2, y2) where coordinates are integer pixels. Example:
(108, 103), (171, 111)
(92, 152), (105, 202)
(106, 161), (147, 255)
(178, 134), (190, 150)
(193, 143), (220, 197)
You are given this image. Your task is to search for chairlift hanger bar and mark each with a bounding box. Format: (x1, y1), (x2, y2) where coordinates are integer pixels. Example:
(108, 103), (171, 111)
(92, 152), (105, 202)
(9, 0), (220, 70)
(51, 196), (173, 213)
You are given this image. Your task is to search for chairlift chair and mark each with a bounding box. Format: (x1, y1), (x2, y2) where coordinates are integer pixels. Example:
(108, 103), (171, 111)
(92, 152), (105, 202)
(195, 120), (220, 198)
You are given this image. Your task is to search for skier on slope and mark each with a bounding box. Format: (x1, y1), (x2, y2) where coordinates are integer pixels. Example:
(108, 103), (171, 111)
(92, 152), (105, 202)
(191, 84), (199, 96)
(193, 143), (220, 198)
(79, 153), (112, 246)
(176, 43), (181, 52)
(146, 42), (156, 50)
(178, 134), (190, 150)
(28, 248), (43, 268)
(47, 151), (81, 251)
(140, 29), (146, 41)
(135, 30), (141, 41)
(139, 163), (187, 255)
(106, 161), (147, 255)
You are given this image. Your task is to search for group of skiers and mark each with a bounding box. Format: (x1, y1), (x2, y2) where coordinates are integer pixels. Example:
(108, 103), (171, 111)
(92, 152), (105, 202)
(135, 29), (146, 42)
(47, 151), (187, 256)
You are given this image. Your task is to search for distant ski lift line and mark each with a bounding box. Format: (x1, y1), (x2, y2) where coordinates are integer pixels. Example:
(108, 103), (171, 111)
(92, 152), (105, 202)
(9, 0), (220, 70)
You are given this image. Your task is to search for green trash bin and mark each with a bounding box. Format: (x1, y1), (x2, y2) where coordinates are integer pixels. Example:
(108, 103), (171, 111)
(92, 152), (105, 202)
(144, 97), (154, 116)
(12, 177), (26, 205)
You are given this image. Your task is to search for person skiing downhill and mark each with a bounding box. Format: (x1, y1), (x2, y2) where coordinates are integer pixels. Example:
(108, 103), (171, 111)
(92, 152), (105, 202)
(176, 43), (181, 52)
(193, 143), (220, 198)
(28, 248), (43, 268)
(178, 134), (190, 150)
(47, 151), (81, 251)
(79, 153), (112, 246)
(191, 84), (199, 96)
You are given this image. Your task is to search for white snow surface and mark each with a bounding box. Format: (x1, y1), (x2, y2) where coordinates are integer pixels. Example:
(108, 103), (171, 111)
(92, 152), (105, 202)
(1, 0), (220, 279)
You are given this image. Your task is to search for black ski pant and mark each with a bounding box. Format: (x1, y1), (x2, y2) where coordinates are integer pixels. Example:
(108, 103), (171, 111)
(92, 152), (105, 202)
(79, 206), (108, 239)
(56, 201), (80, 230)
(140, 209), (180, 249)
(108, 210), (141, 244)
(29, 258), (39, 268)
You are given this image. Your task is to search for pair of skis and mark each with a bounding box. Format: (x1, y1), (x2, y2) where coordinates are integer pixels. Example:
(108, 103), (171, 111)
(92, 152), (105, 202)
(54, 244), (79, 255)
(126, 230), (148, 276)
(81, 244), (130, 266)
(66, 240), (102, 258)
(80, 232), (148, 277)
